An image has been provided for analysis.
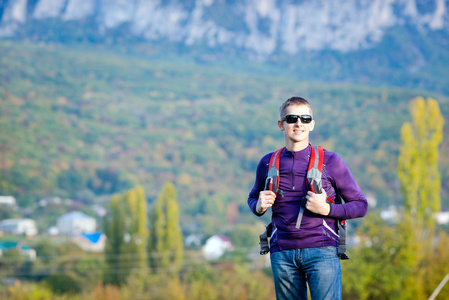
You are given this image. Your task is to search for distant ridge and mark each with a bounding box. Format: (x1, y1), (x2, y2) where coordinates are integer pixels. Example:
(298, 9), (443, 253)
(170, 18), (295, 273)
(0, 0), (448, 59)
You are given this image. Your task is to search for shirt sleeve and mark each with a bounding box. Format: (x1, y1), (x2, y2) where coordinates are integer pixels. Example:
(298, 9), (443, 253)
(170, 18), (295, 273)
(326, 152), (368, 220)
(247, 154), (271, 216)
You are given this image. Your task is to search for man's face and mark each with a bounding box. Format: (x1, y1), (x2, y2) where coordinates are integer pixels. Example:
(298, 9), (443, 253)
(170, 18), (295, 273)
(278, 104), (315, 145)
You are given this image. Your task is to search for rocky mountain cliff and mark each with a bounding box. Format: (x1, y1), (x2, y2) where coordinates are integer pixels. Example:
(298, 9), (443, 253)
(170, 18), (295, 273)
(1, 0), (448, 59)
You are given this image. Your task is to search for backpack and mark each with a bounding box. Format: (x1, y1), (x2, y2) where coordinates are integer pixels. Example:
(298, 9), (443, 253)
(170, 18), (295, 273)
(259, 145), (349, 260)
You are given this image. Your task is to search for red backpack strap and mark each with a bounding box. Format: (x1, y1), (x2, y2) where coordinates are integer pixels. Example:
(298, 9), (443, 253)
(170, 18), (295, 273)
(265, 147), (285, 196)
(307, 145), (324, 193)
(306, 145), (334, 203)
(298, 145), (330, 229)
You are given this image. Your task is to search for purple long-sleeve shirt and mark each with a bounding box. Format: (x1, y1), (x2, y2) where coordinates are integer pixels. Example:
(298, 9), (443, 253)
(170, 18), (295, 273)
(248, 145), (368, 253)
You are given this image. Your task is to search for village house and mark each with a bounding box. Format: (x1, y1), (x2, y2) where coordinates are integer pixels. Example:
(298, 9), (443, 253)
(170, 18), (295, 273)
(56, 211), (96, 235)
(202, 235), (234, 261)
(0, 196), (16, 207)
(0, 218), (38, 236)
(72, 232), (106, 252)
(0, 241), (36, 260)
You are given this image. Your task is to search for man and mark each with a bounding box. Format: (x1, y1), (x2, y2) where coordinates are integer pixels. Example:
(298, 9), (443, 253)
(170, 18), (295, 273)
(248, 97), (368, 299)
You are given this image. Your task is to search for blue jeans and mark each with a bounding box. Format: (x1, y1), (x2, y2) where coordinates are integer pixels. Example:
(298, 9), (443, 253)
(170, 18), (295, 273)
(270, 247), (341, 300)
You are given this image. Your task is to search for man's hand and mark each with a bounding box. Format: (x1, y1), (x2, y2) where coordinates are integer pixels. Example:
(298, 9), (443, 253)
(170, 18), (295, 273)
(256, 190), (276, 214)
(305, 189), (331, 216)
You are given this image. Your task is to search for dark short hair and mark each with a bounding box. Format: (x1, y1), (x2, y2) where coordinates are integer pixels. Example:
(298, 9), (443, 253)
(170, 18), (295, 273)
(279, 97), (313, 119)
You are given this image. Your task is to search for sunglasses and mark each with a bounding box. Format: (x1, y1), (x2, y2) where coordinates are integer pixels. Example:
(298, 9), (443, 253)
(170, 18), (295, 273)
(282, 114), (313, 124)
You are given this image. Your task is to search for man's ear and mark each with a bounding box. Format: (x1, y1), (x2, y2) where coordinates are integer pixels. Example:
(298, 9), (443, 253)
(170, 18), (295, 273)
(278, 120), (284, 131)
(309, 120), (315, 131)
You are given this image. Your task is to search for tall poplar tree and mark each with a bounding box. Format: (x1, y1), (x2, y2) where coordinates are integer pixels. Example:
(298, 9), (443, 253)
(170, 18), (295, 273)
(103, 193), (126, 285)
(123, 186), (149, 272)
(398, 97), (444, 241)
(148, 182), (184, 274)
(104, 186), (148, 285)
(397, 97), (444, 298)
(135, 186), (148, 271)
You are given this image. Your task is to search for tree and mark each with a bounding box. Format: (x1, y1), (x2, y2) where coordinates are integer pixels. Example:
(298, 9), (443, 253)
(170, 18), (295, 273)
(398, 97), (444, 245)
(397, 97), (444, 298)
(148, 182), (184, 274)
(124, 186), (148, 271)
(103, 186), (148, 285)
(103, 193), (126, 286)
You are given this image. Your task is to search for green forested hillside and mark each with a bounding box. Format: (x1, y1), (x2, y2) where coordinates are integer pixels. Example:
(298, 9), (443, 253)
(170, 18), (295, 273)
(1, 40), (448, 234)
